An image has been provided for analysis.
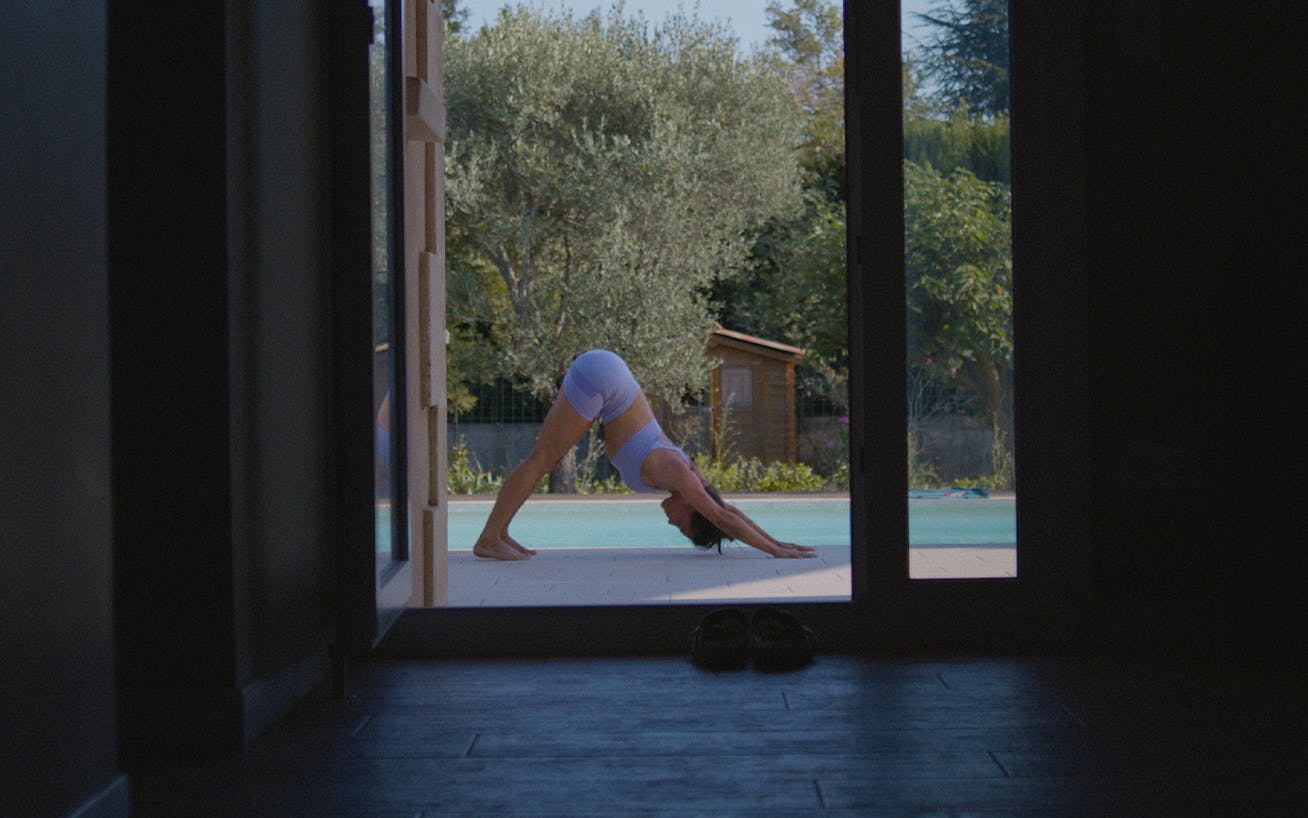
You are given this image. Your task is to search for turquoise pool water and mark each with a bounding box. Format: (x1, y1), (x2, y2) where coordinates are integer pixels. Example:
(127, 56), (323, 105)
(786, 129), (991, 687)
(427, 496), (1016, 549)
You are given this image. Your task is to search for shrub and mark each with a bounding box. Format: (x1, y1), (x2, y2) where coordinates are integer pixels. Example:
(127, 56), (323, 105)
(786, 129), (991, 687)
(907, 431), (941, 490)
(950, 429), (1014, 491)
(448, 437), (503, 495)
(578, 474), (628, 495)
(756, 461), (827, 492)
(694, 453), (831, 493)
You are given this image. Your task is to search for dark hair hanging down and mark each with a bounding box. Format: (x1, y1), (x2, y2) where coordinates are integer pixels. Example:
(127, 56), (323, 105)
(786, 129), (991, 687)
(688, 483), (731, 553)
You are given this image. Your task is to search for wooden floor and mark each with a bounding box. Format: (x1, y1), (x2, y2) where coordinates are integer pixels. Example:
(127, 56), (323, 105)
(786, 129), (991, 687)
(133, 652), (1306, 816)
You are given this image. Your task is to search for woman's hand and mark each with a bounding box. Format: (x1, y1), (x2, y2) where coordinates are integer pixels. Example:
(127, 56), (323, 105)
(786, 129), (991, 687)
(766, 541), (819, 559)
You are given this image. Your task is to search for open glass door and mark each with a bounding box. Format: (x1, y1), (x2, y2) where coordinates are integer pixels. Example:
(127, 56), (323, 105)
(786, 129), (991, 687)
(370, 0), (413, 628)
(844, 0), (1025, 648)
(331, 0), (411, 656)
(379, 0), (1057, 655)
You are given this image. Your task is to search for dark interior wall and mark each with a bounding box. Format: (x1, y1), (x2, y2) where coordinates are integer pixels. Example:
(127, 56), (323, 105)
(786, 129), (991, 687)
(1076, 2), (1304, 658)
(1009, 2), (1093, 645)
(109, 1), (240, 761)
(110, 2), (342, 764)
(1, 4), (125, 816)
(1227, 5), (1304, 656)
(230, 2), (337, 687)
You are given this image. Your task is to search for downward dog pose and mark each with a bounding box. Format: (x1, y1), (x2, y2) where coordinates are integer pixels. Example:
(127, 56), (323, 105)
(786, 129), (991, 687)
(473, 349), (818, 560)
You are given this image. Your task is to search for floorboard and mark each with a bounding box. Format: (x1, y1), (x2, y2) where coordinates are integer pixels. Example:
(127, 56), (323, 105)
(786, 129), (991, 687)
(131, 654), (1308, 816)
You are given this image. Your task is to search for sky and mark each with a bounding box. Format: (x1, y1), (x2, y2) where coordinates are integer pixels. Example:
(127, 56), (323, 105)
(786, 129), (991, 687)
(456, 0), (938, 55)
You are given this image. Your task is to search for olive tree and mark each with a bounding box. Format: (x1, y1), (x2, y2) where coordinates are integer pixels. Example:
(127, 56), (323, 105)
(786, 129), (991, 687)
(445, 6), (801, 399)
(444, 5), (802, 488)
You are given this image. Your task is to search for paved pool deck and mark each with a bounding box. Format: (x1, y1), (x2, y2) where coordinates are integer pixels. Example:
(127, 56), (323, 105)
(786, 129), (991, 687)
(443, 543), (1016, 607)
(440, 493), (1016, 607)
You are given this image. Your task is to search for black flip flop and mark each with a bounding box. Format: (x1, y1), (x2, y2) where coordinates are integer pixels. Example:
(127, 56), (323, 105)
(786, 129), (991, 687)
(690, 609), (750, 670)
(750, 608), (816, 671)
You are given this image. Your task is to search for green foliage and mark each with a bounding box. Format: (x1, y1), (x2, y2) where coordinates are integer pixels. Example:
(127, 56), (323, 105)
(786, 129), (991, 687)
(716, 1), (848, 390)
(904, 105), (1010, 184)
(952, 427), (1013, 491)
(368, 8), (395, 346)
(445, 234), (511, 413)
(764, 0), (845, 194)
(709, 396), (739, 467)
(444, 4), (803, 408)
(701, 403), (833, 492)
(990, 428), (1014, 489)
(801, 387), (850, 478)
(907, 431), (942, 490)
(693, 453), (830, 493)
(441, 0), (469, 33)
(438, 0), (1017, 495)
(766, 0), (841, 68)
(953, 427), (1014, 491)
(755, 460), (828, 492)
(700, 388), (845, 492)
(913, 0), (1009, 118)
(903, 1), (1013, 489)
(577, 474), (625, 494)
(721, 191), (848, 370)
(511, 449), (838, 495)
(825, 459), (850, 491)
(574, 424), (631, 495)
(904, 160), (1012, 440)
(448, 438), (503, 494)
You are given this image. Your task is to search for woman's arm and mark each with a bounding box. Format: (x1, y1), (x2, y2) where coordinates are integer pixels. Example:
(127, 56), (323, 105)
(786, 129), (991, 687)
(724, 502), (803, 552)
(707, 502), (818, 558)
(672, 469), (816, 558)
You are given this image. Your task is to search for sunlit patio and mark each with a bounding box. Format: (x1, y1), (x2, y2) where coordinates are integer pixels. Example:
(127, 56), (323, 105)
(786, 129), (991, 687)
(443, 541), (1015, 607)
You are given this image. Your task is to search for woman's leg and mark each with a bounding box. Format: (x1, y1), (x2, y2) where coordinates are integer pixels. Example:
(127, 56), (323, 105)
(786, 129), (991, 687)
(473, 394), (593, 560)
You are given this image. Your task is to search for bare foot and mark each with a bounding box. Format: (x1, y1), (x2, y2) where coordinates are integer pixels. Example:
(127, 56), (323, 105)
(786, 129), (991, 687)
(473, 537), (532, 560)
(504, 534), (537, 557)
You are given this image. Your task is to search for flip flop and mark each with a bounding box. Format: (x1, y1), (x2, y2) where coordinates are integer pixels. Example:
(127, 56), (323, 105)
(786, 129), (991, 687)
(750, 608), (816, 671)
(690, 609), (750, 670)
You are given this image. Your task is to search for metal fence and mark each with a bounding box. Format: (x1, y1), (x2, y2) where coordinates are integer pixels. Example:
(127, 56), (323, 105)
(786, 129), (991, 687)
(446, 370), (1003, 485)
(449, 378), (551, 425)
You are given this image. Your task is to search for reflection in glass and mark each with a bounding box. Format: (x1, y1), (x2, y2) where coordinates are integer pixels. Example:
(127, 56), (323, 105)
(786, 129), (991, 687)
(370, 0), (404, 573)
(902, 0), (1016, 578)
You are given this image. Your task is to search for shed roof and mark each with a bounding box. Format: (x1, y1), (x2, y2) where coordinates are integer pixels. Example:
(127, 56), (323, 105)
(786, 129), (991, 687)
(709, 325), (805, 363)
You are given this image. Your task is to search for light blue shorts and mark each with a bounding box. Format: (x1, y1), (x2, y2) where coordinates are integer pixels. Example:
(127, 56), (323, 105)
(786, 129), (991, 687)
(561, 350), (641, 424)
(561, 350), (688, 492)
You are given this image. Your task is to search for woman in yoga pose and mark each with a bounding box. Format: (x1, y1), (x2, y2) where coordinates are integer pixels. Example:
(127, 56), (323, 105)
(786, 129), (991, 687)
(473, 349), (818, 560)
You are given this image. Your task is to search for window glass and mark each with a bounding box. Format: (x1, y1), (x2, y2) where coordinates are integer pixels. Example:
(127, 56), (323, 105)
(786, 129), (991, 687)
(903, 0), (1016, 578)
(371, 0), (405, 570)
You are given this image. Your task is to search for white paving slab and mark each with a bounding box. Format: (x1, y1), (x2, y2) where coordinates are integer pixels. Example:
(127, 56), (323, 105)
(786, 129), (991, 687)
(443, 543), (1015, 606)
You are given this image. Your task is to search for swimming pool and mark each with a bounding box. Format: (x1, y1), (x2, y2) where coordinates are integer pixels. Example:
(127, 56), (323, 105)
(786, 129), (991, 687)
(433, 496), (1016, 549)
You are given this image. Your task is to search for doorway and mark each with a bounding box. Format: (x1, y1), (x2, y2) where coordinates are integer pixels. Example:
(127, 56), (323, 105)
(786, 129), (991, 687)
(376, 0), (1041, 655)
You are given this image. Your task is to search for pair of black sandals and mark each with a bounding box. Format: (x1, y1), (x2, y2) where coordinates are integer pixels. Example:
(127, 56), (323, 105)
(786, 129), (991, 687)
(690, 608), (816, 671)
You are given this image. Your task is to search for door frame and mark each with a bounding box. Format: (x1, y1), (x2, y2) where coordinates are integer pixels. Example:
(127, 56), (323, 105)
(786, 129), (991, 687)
(333, 0), (418, 656)
(374, 0), (1091, 656)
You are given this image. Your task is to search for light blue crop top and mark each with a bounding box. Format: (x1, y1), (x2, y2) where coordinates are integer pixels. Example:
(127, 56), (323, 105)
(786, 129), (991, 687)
(610, 419), (688, 493)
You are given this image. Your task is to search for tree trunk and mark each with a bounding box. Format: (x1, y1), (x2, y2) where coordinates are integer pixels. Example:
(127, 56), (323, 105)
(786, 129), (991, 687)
(549, 444), (577, 493)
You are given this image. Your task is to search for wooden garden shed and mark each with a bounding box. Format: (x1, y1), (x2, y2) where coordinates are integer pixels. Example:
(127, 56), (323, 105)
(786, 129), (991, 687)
(707, 326), (805, 464)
